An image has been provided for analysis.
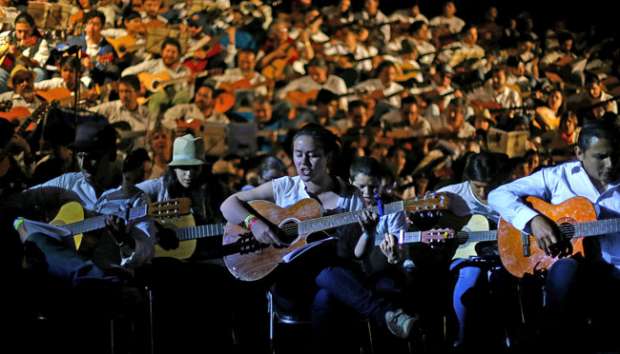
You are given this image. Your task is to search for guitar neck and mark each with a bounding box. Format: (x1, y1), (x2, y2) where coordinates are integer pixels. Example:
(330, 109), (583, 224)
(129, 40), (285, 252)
(63, 205), (147, 236)
(574, 218), (620, 238)
(298, 200), (405, 235)
(175, 223), (225, 241)
(456, 230), (497, 243)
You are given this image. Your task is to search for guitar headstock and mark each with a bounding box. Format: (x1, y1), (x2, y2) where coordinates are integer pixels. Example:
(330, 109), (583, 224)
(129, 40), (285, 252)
(148, 198), (191, 219)
(403, 193), (450, 214)
(419, 228), (454, 245)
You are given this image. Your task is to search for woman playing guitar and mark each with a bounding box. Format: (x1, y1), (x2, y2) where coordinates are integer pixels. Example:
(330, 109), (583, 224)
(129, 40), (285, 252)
(220, 124), (417, 351)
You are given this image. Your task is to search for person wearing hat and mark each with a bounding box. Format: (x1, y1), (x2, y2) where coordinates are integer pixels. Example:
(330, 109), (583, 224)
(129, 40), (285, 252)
(0, 66), (44, 111)
(15, 120), (157, 284)
(138, 133), (220, 223)
(136, 134), (236, 353)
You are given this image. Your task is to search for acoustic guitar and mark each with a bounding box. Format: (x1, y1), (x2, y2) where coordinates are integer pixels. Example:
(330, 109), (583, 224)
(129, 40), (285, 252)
(0, 102), (53, 178)
(223, 194), (449, 281)
(106, 35), (138, 60)
(18, 198), (190, 250)
(496, 196), (620, 278)
(155, 214), (226, 259)
(138, 70), (209, 93)
(400, 214), (498, 259)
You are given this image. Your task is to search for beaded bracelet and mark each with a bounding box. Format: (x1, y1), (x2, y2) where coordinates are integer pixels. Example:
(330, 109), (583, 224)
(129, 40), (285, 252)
(244, 214), (258, 229)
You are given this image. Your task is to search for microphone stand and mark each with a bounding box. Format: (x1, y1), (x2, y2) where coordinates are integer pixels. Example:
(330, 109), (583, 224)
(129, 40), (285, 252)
(73, 48), (81, 125)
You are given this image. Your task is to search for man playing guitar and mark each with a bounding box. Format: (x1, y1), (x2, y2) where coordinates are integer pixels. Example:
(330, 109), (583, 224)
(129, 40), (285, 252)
(489, 119), (620, 352)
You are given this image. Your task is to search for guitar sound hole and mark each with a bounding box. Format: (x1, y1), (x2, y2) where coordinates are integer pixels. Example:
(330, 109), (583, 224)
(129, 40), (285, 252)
(278, 220), (298, 245)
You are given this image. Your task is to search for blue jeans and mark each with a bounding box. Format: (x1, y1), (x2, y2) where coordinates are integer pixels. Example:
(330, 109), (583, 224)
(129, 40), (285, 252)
(451, 258), (483, 346)
(26, 232), (118, 287)
(313, 266), (395, 329)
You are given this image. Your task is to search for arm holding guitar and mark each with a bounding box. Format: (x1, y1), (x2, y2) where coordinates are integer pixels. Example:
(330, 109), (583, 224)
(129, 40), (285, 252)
(220, 181), (283, 246)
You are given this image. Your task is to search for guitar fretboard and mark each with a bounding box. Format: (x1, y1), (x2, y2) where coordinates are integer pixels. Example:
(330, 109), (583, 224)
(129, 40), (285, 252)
(456, 230), (497, 243)
(297, 201), (405, 235)
(176, 223), (225, 241)
(63, 206), (147, 236)
(574, 218), (620, 238)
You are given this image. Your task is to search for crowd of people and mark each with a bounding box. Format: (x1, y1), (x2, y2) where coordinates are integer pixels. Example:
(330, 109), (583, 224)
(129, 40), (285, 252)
(1, 0), (620, 353)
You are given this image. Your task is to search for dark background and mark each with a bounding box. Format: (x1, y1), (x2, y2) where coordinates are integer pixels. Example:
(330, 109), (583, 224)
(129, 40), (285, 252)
(308, 0), (614, 37)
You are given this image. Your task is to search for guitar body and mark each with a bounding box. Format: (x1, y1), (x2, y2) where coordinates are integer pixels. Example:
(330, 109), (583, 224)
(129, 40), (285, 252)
(0, 106), (30, 123)
(155, 214), (197, 259)
(138, 71), (172, 93)
(219, 78), (253, 92)
(497, 196), (593, 278)
(105, 35), (137, 59)
(49, 201), (84, 249)
(453, 214), (490, 259)
(285, 89), (319, 107)
(223, 199), (322, 282)
(36, 87), (73, 104)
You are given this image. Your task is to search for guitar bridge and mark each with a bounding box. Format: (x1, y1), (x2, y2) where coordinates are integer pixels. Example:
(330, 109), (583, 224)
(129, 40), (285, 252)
(521, 232), (530, 257)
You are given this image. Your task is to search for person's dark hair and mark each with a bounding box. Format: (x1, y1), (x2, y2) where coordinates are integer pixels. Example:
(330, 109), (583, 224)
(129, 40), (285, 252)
(348, 100), (367, 112)
(292, 123), (342, 161)
(60, 56), (82, 73)
(401, 96), (417, 107)
(307, 56), (327, 69)
(161, 37), (182, 53)
(83, 10), (106, 25)
(349, 156), (382, 179)
(259, 155), (287, 181)
(123, 10), (141, 25)
(409, 20), (425, 35)
(462, 152), (495, 183)
(376, 60), (396, 76)
(15, 12), (36, 28)
(578, 119), (619, 151)
(585, 72), (602, 87)
(122, 148), (150, 173)
(120, 74), (140, 92)
(315, 89), (338, 105)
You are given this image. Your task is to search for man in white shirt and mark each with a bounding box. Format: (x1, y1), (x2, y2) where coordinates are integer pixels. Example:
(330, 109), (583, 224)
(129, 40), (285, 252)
(354, 60), (404, 109)
(0, 68), (44, 111)
(122, 37), (193, 117)
(212, 49), (269, 98)
(16, 121), (156, 286)
(429, 1), (466, 35)
(162, 82), (229, 131)
(90, 75), (152, 148)
(488, 120), (620, 351)
(277, 57), (348, 111)
(382, 96), (432, 137)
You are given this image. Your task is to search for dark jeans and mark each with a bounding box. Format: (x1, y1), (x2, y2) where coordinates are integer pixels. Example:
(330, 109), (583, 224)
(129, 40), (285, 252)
(544, 257), (620, 352)
(26, 232), (116, 287)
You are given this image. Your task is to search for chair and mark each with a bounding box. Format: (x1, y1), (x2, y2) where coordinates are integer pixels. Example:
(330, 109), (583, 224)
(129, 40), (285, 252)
(267, 289), (375, 354)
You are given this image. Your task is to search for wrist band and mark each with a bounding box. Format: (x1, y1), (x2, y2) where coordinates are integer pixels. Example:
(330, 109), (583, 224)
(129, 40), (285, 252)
(247, 218), (259, 231)
(13, 217), (25, 231)
(244, 214), (257, 229)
